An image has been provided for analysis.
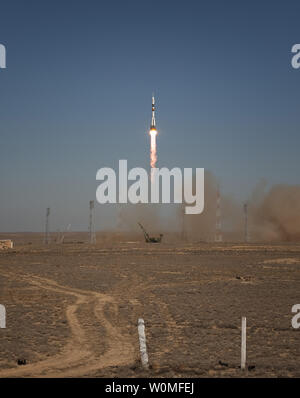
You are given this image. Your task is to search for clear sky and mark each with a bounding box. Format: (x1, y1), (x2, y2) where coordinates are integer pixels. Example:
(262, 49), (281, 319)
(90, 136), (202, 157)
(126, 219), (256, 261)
(0, 0), (299, 231)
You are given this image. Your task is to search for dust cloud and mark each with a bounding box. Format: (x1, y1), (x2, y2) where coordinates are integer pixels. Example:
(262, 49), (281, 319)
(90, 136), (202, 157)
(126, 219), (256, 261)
(249, 183), (300, 242)
(115, 173), (300, 243)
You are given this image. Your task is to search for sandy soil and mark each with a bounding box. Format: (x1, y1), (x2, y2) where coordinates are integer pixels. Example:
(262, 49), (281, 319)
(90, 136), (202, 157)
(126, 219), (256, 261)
(0, 233), (299, 377)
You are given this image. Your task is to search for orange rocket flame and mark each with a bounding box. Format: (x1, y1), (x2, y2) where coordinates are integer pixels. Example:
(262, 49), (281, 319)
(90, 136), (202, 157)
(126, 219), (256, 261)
(150, 128), (157, 169)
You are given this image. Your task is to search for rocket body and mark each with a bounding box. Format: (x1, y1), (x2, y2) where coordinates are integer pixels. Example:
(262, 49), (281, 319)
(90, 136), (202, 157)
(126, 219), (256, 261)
(149, 95), (158, 169)
(150, 95), (156, 130)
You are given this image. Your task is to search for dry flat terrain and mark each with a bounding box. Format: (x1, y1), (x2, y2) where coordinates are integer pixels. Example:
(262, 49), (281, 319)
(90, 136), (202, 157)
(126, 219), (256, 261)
(0, 233), (299, 377)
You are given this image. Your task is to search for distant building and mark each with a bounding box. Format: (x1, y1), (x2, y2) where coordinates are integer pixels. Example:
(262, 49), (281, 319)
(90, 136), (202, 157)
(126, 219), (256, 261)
(0, 240), (13, 249)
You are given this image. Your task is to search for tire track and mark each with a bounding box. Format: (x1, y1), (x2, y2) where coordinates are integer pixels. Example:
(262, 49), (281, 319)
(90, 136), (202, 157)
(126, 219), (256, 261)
(0, 272), (135, 377)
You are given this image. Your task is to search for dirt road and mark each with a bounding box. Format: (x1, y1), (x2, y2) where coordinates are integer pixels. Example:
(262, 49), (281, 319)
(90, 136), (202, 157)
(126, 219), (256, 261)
(0, 236), (299, 377)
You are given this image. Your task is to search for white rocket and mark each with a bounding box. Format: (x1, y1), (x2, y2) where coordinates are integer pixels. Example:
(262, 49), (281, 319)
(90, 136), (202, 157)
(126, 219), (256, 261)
(150, 95), (156, 130)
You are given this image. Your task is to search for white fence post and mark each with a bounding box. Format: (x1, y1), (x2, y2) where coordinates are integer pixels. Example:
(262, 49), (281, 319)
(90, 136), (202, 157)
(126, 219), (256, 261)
(138, 318), (149, 369)
(241, 316), (246, 370)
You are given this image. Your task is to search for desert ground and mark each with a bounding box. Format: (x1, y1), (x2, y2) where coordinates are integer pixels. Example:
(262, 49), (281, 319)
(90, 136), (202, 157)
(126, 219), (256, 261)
(0, 232), (299, 377)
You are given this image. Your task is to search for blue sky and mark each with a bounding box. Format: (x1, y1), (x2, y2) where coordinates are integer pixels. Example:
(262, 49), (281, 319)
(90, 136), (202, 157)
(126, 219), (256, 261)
(0, 0), (300, 231)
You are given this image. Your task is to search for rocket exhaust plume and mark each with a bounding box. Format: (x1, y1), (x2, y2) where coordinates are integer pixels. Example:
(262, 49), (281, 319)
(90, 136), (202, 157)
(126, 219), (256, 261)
(150, 129), (157, 168)
(149, 95), (158, 170)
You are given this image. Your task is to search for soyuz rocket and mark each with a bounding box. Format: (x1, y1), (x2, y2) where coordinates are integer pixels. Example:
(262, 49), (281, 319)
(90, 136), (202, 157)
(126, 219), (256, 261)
(149, 95), (158, 169)
(150, 95), (156, 131)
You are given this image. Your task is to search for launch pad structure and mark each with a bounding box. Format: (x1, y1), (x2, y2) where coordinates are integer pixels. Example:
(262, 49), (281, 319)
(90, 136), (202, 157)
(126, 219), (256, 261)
(138, 222), (163, 243)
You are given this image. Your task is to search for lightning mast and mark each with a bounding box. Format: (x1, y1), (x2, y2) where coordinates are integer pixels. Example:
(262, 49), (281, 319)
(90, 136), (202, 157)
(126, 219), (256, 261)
(243, 203), (249, 243)
(44, 207), (50, 245)
(181, 206), (186, 241)
(215, 188), (223, 242)
(89, 200), (96, 244)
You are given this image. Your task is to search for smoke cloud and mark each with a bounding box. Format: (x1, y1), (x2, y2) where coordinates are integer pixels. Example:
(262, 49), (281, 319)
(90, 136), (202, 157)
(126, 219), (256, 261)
(249, 183), (300, 242)
(115, 172), (300, 243)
